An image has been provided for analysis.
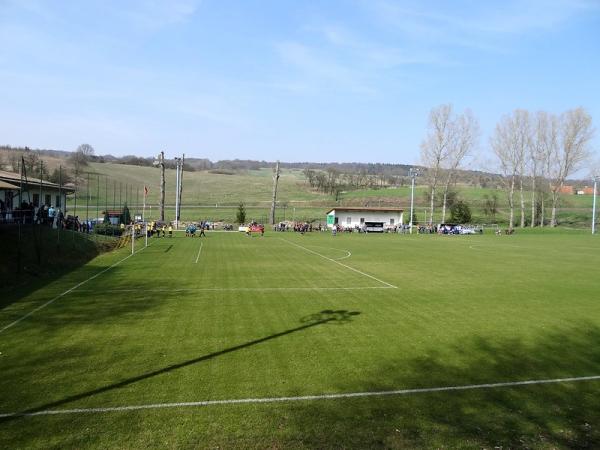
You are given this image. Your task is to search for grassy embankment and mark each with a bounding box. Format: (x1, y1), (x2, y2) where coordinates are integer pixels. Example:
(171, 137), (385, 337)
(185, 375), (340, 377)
(0, 225), (118, 305)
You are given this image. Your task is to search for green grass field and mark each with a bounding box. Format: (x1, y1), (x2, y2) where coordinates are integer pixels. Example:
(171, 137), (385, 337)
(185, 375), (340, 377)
(2, 230), (600, 448)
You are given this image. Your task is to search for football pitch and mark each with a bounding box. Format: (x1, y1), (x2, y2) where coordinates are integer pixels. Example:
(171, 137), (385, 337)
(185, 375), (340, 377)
(2, 230), (600, 448)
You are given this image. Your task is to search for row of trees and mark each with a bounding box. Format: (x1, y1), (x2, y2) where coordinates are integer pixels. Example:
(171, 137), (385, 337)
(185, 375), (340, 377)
(303, 167), (421, 196)
(420, 104), (595, 228)
(420, 104), (479, 224)
(491, 108), (593, 228)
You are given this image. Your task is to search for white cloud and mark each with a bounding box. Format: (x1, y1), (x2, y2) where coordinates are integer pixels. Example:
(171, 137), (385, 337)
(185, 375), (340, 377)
(273, 22), (454, 96)
(275, 41), (376, 94)
(366, 0), (597, 48)
(119, 0), (201, 31)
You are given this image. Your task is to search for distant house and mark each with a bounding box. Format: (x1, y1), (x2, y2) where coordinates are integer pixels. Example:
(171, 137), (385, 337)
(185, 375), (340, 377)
(103, 209), (124, 225)
(0, 170), (73, 223)
(559, 185), (574, 195)
(326, 207), (404, 232)
(581, 186), (597, 195)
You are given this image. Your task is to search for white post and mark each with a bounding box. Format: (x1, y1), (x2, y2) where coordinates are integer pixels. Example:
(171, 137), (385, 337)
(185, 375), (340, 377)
(131, 224), (135, 255)
(409, 168), (418, 234)
(409, 176), (415, 234)
(593, 177), (598, 235)
(174, 159), (180, 230)
(145, 221), (148, 247)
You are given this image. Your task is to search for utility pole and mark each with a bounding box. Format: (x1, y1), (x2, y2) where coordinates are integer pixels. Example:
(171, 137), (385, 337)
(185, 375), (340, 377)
(86, 172), (90, 225)
(270, 160), (280, 225)
(154, 151), (166, 221)
(593, 176), (598, 235)
(58, 165), (62, 247)
(174, 156), (181, 230)
(39, 160), (43, 209)
(178, 154), (184, 225)
(409, 168), (419, 234)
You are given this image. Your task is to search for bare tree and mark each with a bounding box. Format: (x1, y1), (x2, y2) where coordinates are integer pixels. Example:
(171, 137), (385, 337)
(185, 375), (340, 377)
(326, 167), (340, 194)
(302, 168), (315, 186)
(21, 147), (40, 174)
(8, 152), (20, 172)
(69, 143), (94, 174)
(529, 112), (555, 227)
(269, 160), (280, 225)
(548, 108), (594, 226)
(421, 104), (454, 225)
(77, 143), (95, 157)
(514, 110), (530, 228)
(440, 109), (479, 223)
(491, 112), (527, 230)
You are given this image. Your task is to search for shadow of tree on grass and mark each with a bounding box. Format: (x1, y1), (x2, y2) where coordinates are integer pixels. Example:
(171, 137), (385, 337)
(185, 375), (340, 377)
(0, 309), (360, 423)
(277, 322), (600, 448)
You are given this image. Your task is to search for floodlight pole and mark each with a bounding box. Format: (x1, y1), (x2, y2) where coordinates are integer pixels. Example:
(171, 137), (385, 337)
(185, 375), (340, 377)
(174, 157), (183, 230)
(409, 168), (419, 234)
(174, 158), (180, 230)
(178, 154), (184, 226)
(270, 160), (280, 225)
(155, 151), (165, 222)
(593, 176), (598, 235)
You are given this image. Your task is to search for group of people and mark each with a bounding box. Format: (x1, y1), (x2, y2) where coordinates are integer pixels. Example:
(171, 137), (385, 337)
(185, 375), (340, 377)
(185, 221), (210, 237)
(274, 222), (324, 233)
(244, 222), (265, 237)
(147, 221), (173, 238)
(1, 201), (65, 227)
(185, 222), (207, 237)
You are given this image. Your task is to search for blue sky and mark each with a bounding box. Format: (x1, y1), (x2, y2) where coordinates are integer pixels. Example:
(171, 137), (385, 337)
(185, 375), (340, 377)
(0, 0), (598, 165)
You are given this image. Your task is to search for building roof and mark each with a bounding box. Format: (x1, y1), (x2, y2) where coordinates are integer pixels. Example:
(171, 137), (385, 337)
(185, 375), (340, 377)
(0, 169), (73, 192)
(0, 180), (20, 189)
(326, 207), (404, 215)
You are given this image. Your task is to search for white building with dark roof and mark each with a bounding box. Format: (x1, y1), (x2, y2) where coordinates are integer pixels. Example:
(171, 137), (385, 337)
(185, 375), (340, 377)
(0, 170), (73, 223)
(326, 207), (404, 232)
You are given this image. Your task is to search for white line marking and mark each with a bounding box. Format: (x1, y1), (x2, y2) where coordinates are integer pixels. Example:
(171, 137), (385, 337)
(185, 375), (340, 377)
(2, 375), (599, 418)
(0, 245), (149, 334)
(304, 245), (352, 261)
(280, 238), (397, 289)
(73, 286), (394, 293)
(194, 242), (203, 264)
(335, 250), (352, 261)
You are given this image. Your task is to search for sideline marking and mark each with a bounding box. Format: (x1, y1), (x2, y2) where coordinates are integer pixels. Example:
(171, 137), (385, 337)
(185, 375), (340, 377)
(280, 238), (397, 289)
(2, 374), (599, 418)
(73, 286), (393, 293)
(194, 242), (203, 264)
(0, 245), (149, 334)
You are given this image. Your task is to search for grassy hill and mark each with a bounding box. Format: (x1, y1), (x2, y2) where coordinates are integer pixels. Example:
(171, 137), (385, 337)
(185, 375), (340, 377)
(56, 161), (597, 227)
(67, 163), (333, 223)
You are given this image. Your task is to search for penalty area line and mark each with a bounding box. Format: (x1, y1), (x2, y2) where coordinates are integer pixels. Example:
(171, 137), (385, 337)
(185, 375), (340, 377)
(73, 286), (395, 293)
(280, 238), (397, 289)
(2, 375), (600, 419)
(194, 242), (203, 264)
(0, 245), (150, 335)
